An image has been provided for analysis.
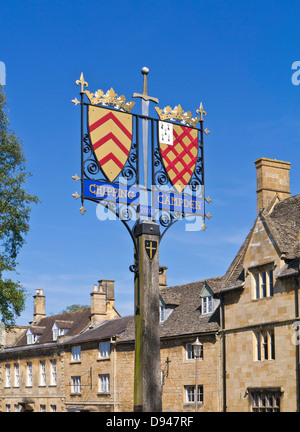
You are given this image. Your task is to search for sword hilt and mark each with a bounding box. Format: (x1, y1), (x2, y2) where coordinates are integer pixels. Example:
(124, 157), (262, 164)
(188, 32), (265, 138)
(132, 67), (159, 104)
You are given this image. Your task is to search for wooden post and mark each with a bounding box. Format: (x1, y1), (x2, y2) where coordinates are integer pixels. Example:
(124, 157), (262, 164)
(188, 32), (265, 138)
(133, 220), (162, 412)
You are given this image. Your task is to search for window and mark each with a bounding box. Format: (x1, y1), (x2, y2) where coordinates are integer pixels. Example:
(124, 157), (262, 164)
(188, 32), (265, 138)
(52, 323), (69, 341)
(250, 390), (280, 412)
(40, 405), (46, 412)
(27, 362), (32, 387)
(185, 343), (203, 360)
(14, 363), (20, 387)
(14, 404), (20, 412)
(99, 341), (110, 358)
(202, 296), (213, 314)
(50, 360), (57, 386)
(253, 269), (274, 299)
(50, 405), (57, 412)
(6, 404), (11, 412)
(71, 376), (81, 394)
(159, 297), (176, 322)
(185, 385), (203, 404)
(160, 304), (165, 322)
(52, 323), (59, 341)
(254, 330), (275, 361)
(40, 360), (46, 386)
(5, 364), (11, 387)
(26, 328), (40, 344)
(99, 374), (110, 393)
(71, 345), (81, 361)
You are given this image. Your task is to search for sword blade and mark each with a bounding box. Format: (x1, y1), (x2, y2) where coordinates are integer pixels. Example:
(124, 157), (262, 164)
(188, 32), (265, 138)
(142, 100), (149, 194)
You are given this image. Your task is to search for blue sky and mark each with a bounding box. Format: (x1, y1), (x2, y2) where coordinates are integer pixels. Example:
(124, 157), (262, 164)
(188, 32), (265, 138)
(1, 0), (300, 325)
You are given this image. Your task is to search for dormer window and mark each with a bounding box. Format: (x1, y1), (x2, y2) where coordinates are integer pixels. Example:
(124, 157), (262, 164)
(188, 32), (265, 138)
(200, 282), (218, 315)
(52, 321), (71, 341)
(52, 323), (59, 341)
(159, 296), (176, 323)
(160, 301), (166, 322)
(26, 328), (41, 344)
(202, 296), (213, 314)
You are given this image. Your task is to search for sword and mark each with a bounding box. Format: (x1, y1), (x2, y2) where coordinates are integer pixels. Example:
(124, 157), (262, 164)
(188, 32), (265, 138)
(133, 67), (158, 195)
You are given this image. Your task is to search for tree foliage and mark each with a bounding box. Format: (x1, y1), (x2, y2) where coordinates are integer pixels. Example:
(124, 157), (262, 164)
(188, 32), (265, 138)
(59, 304), (89, 314)
(0, 85), (39, 326)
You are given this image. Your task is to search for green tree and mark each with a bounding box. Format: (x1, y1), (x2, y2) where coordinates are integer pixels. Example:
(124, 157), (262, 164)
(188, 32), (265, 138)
(59, 304), (89, 314)
(0, 85), (39, 326)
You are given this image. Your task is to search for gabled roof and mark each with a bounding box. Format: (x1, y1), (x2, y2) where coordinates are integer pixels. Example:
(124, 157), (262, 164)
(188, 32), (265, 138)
(265, 194), (300, 259)
(220, 194), (300, 293)
(14, 308), (91, 347)
(118, 277), (223, 342)
(63, 315), (133, 345)
(27, 326), (45, 335)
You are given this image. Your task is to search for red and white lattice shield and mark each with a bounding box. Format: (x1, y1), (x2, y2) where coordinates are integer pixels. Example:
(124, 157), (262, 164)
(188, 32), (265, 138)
(158, 122), (198, 192)
(88, 106), (133, 182)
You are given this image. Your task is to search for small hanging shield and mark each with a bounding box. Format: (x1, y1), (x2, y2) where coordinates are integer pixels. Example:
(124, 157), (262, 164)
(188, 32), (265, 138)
(145, 240), (158, 261)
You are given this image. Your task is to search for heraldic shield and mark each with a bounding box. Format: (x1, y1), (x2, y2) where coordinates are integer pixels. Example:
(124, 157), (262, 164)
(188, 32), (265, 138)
(159, 123), (198, 193)
(88, 106), (133, 182)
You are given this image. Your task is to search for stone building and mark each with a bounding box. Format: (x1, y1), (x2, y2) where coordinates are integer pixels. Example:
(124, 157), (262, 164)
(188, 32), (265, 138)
(0, 282), (119, 412)
(0, 157), (299, 412)
(219, 158), (300, 412)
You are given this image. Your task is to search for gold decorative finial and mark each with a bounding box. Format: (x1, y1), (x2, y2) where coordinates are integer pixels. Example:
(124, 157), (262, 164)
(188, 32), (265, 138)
(72, 174), (81, 182)
(205, 196), (212, 204)
(206, 212), (212, 219)
(84, 88), (135, 113)
(72, 192), (80, 200)
(76, 73), (88, 93)
(196, 102), (207, 121)
(72, 98), (80, 106)
(79, 206), (86, 215)
(204, 128), (210, 135)
(155, 104), (199, 127)
(202, 223), (207, 231)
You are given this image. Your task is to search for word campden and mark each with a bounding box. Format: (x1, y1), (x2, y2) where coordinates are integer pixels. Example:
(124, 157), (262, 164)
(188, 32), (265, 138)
(156, 192), (202, 212)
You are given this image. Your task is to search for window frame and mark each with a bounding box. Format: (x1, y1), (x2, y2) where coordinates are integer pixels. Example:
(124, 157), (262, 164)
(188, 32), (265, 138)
(250, 390), (280, 412)
(254, 329), (275, 361)
(252, 267), (275, 300)
(185, 343), (203, 360)
(27, 362), (33, 387)
(99, 341), (110, 359)
(50, 359), (57, 386)
(71, 345), (81, 362)
(71, 376), (81, 394)
(40, 360), (46, 386)
(202, 296), (213, 314)
(98, 374), (110, 393)
(5, 364), (11, 388)
(185, 385), (204, 404)
(14, 363), (20, 388)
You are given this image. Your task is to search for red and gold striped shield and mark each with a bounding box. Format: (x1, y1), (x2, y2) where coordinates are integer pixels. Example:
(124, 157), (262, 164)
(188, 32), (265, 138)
(88, 106), (133, 182)
(159, 124), (198, 193)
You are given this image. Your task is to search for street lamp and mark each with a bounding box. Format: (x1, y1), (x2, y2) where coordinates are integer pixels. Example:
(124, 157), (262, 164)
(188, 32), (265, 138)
(192, 337), (202, 412)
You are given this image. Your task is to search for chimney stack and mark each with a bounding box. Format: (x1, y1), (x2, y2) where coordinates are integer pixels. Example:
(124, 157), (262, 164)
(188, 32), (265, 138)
(90, 282), (107, 327)
(255, 158), (291, 213)
(33, 289), (46, 323)
(159, 266), (168, 288)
